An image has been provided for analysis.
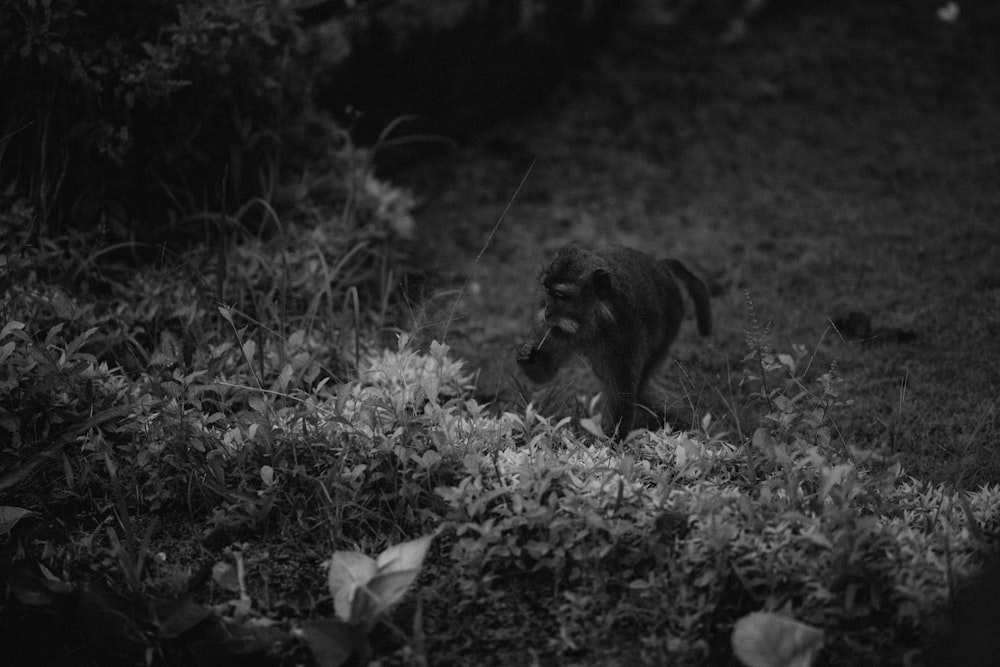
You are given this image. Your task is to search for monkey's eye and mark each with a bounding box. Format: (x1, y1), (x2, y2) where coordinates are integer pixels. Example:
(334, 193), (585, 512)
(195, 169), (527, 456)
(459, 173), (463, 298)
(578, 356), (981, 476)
(550, 290), (569, 301)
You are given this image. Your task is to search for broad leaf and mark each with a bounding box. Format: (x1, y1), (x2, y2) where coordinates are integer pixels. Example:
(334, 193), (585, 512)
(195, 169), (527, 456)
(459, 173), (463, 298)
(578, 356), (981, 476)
(327, 551), (377, 623)
(0, 506), (38, 536)
(299, 619), (365, 667)
(327, 535), (433, 625)
(370, 534), (432, 612)
(732, 612), (824, 667)
(153, 596), (213, 639)
(579, 417), (605, 438)
(349, 583), (380, 628)
(375, 534), (433, 574)
(211, 562), (240, 593)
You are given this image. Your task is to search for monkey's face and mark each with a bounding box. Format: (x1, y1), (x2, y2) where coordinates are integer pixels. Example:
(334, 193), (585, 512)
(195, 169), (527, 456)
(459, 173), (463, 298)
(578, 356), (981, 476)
(537, 280), (589, 337)
(536, 247), (613, 339)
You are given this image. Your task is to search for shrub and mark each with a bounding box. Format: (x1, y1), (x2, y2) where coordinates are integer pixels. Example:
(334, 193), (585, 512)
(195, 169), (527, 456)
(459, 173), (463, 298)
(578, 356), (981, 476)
(2, 288), (996, 664)
(431, 333), (996, 665)
(0, 0), (349, 234)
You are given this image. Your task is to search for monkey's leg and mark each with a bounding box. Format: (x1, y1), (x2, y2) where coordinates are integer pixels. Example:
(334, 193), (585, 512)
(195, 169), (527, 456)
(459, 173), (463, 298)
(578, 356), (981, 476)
(635, 376), (670, 432)
(600, 368), (640, 440)
(604, 393), (637, 440)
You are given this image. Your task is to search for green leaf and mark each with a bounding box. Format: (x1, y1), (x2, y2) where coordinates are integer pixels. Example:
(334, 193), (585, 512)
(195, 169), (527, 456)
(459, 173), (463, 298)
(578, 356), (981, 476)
(0, 320), (26, 340)
(260, 465), (275, 486)
(0, 506), (38, 536)
(369, 534), (433, 613)
(327, 551), (377, 623)
(299, 619), (363, 667)
(153, 596), (213, 639)
(579, 417), (605, 438)
(248, 394), (267, 415)
(0, 341), (16, 364)
(65, 327), (98, 355)
(732, 612), (824, 667)
(211, 562), (240, 593)
(241, 339), (257, 363)
(327, 535), (434, 625)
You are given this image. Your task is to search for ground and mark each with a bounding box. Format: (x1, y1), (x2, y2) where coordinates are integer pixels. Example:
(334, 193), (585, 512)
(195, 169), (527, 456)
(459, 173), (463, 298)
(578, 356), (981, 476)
(396, 2), (1000, 489)
(4, 6), (997, 666)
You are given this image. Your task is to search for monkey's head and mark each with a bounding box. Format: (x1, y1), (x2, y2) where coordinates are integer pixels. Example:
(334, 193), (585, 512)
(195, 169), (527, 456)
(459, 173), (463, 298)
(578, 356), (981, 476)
(536, 244), (615, 339)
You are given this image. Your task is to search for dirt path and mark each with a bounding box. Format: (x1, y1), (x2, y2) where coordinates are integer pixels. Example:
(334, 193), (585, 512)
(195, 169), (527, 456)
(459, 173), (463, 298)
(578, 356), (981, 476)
(398, 4), (1000, 487)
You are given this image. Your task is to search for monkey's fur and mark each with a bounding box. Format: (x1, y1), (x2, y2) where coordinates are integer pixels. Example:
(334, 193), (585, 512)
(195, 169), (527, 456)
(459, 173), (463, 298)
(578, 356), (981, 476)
(516, 243), (712, 438)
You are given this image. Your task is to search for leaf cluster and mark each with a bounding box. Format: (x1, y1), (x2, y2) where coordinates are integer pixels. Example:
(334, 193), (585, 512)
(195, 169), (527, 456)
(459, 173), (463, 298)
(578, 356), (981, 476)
(1, 219), (997, 664)
(0, 0), (351, 233)
(0, 252), (473, 663)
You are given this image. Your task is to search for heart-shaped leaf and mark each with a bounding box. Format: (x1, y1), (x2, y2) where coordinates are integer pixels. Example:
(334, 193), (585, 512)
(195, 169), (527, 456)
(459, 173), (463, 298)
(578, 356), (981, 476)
(327, 551), (377, 623)
(369, 534), (433, 613)
(732, 612), (824, 667)
(327, 535), (433, 625)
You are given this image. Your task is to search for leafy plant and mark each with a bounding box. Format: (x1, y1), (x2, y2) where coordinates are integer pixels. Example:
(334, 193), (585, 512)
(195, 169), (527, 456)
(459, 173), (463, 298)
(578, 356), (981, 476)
(732, 612), (824, 667)
(0, 0), (350, 233)
(299, 534), (434, 666)
(2, 195), (998, 665)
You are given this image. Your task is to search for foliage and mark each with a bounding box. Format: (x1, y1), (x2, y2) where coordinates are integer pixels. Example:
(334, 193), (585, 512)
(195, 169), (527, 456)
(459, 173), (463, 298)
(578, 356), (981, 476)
(0, 0), (615, 237)
(431, 323), (995, 664)
(731, 612), (824, 667)
(1, 215), (996, 664)
(0, 236), (467, 664)
(352, 0), (610, 51)
(301, 534), (434, 666)
(0, 0), (352, 234)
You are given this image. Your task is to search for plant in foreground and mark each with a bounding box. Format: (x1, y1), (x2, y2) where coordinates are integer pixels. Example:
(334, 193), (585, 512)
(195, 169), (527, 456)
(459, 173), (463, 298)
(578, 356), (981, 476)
(298, 534), (434, 666)
(732, 612), (824, 667)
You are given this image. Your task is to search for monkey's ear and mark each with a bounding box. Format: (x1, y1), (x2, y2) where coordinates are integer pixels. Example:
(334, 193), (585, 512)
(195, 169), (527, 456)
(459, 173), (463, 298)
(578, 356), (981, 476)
(592, 267), (613, 297)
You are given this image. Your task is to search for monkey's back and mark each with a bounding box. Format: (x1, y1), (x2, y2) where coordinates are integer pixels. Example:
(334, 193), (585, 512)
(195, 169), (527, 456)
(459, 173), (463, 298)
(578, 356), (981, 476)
(592, 245), (685, 373)
(594, 245), (684, 334)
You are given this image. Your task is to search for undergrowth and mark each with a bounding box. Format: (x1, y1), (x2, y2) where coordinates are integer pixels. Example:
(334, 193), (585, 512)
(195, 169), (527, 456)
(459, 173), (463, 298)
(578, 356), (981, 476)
(0, 210), (995, 665)
(3, 3), (996, 666)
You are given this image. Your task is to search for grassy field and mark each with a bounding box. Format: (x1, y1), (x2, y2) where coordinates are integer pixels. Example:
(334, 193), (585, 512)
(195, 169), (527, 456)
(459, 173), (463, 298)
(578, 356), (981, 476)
(400, 2), (1000, 489)
(3, 3), (999, 666)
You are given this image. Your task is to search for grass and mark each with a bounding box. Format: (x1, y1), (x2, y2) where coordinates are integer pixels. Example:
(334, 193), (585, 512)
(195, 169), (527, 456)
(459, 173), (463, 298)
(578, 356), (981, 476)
(2, 3), (1000, 666)
(397, 1), (1000, 489)
(1, 209), (996, 664)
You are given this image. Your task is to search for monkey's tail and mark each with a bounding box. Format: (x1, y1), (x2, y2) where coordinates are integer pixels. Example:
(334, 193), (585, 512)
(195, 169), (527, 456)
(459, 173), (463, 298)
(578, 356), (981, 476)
(665, 259), (712, 336)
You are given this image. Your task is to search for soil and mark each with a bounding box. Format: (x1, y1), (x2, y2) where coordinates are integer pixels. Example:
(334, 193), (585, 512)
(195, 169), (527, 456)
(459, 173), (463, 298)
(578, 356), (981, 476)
(396, 3), (1000, 489)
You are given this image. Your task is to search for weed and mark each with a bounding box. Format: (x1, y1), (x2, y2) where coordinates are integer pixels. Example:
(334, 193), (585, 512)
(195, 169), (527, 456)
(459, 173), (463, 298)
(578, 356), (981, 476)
(2, 185), (996, 666)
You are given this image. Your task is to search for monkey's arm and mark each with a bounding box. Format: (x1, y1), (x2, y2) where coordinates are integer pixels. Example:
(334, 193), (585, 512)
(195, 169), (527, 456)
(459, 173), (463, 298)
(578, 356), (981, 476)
(516, 333), (570, 384)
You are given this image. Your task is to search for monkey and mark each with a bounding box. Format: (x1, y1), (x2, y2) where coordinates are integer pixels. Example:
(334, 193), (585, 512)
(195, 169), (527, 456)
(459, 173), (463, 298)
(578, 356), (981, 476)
(516, 243), (712, 439)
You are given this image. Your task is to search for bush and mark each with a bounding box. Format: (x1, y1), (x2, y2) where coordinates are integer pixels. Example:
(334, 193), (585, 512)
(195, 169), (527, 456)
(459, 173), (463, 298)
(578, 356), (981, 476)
(2, 269), (995, 664)
(0, 0), (618, 237)
(0, 0), (348, 235)
(430, 334), (996, 665)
